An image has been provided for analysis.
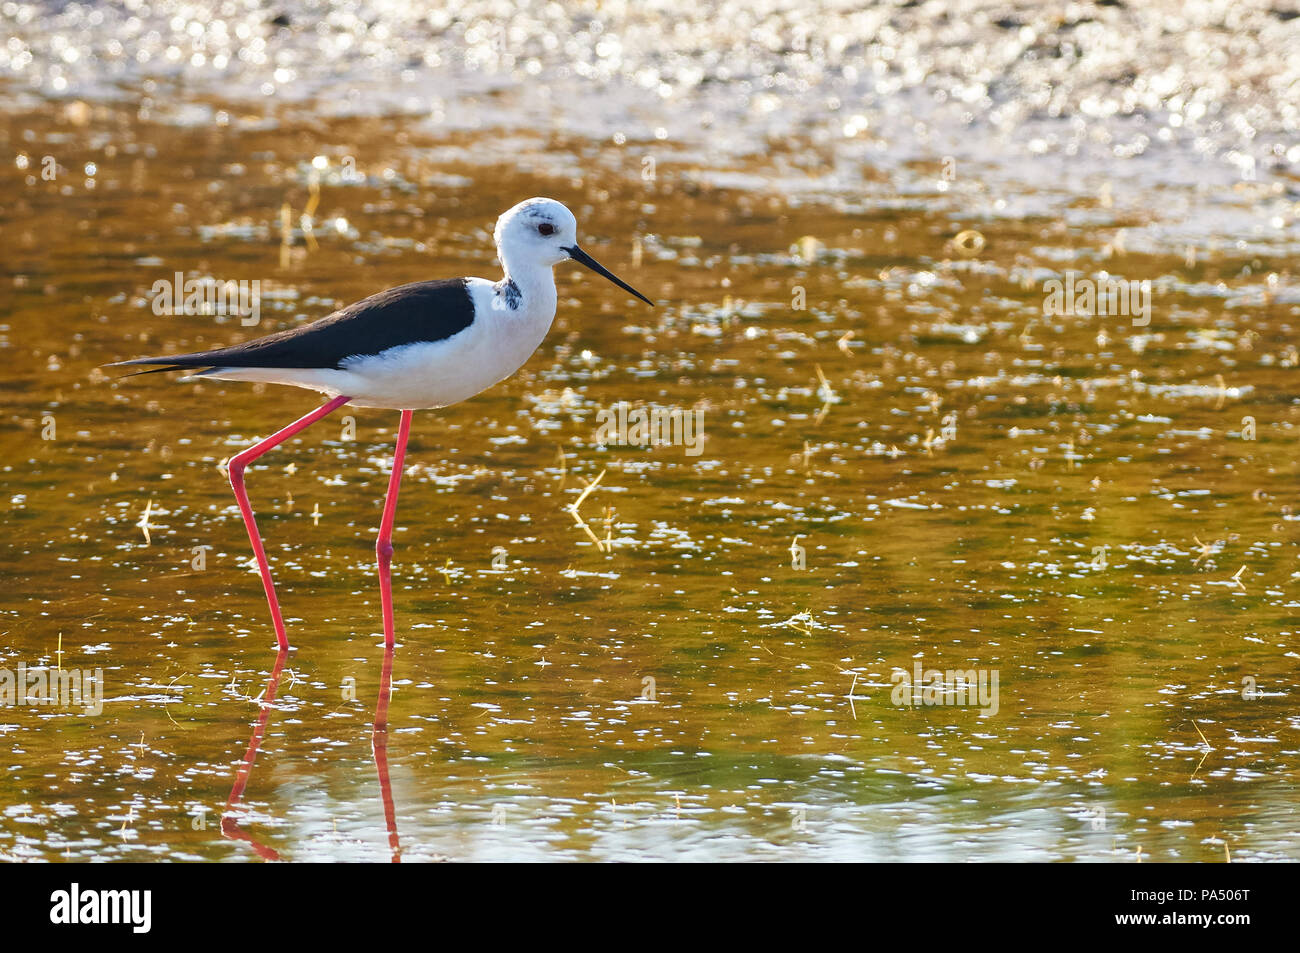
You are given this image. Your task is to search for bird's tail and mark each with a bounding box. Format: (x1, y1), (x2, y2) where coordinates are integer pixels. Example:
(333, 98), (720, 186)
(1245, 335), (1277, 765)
(109, 364), (197, 378)
(103, 352), (224, 378)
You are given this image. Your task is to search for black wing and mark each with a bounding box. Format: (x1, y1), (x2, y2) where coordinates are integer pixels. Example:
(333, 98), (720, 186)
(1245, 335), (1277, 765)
(109, 278), (475, 373)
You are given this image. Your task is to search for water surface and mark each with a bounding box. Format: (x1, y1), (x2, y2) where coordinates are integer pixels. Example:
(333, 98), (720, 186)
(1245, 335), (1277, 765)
(1, 20), (1299, 861)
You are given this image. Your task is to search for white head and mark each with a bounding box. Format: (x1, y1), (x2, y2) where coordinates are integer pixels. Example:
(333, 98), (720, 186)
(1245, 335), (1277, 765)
(493, 197), (653, 305)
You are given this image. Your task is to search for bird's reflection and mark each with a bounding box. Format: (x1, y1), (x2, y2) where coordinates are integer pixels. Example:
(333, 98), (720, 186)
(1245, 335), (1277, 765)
(372, 641), (401, 862)
(222, 643), (401, 861)
(220, 648), (286, 860)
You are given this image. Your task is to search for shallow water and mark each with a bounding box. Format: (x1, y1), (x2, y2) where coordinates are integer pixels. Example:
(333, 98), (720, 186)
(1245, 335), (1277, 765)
(2, 50), (1300, 860)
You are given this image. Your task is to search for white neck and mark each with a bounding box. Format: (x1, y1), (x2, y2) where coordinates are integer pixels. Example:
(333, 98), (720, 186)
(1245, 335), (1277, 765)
(496, 249), (557, 317)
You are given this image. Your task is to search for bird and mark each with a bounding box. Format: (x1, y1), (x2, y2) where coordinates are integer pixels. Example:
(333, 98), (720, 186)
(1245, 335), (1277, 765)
(110, 197), (653, 651)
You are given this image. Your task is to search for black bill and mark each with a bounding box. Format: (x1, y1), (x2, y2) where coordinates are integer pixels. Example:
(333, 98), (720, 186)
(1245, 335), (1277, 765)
(565, 245), (654, 306)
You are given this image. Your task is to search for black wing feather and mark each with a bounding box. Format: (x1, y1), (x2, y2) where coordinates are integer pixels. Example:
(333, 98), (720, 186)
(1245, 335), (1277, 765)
(109, 278), (475, 372)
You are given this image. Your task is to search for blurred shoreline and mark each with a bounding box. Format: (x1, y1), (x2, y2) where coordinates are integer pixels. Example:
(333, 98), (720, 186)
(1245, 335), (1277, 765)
(3, 0), (1298, 254)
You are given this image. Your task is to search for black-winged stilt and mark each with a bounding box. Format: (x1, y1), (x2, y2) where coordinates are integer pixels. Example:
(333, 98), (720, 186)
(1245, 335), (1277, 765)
(112, 197), (653, 649)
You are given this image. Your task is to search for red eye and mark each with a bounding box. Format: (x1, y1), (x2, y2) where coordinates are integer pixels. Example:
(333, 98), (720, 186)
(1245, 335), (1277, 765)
(538, 223), (555, 236)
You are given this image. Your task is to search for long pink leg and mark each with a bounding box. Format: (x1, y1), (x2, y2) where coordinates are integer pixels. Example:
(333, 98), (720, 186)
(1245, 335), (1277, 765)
(227, 395), (351, 649)
(376, 410), (413, 646)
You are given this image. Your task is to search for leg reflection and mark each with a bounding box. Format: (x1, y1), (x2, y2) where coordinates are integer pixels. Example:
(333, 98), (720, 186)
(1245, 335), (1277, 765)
(221, 648), (287, 861)
(221, 646), (402, 861)
(373, 640), (401, 862)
